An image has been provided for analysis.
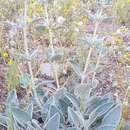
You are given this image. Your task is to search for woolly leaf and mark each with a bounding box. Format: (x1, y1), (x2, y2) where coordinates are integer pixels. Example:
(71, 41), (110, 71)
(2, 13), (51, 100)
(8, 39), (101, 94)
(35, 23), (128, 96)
(11, 107), (31, 126)
(44, 113), (60, 130)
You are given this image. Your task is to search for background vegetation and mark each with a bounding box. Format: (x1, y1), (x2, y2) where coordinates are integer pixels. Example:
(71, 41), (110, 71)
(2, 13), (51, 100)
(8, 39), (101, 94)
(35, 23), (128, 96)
(0, 0), (130, 130)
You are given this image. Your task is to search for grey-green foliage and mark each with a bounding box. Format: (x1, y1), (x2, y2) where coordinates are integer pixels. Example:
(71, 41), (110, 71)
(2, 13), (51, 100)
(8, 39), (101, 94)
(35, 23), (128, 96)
(0, 87), (122, 130)
(97, 0), (112, 5)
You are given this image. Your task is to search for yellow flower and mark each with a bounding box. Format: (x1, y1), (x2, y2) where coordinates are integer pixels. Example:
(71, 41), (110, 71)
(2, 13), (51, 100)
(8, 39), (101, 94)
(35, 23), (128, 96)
(27, 18), (32, 23)
(115, 36), (123, 45)
(63, 0), (80, 15)
(35, 4), (44, 14)
(2, 52), (9, 58)
(73, 16), (88, 26)
(8, 59), (13, 65)
(117, 26), (129, 33)
(0, 12), (3, 17)
(28, 1), (44, 17)
(124, 52), (130, 62)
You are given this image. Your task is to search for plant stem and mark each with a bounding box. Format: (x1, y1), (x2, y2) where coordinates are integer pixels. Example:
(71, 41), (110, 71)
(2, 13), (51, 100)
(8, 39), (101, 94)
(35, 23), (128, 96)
(81, 22), (99, 84)
(44, 3), (54, 54)
(24, 0), (41, 108)
(0, 25), (3, 50)
(44, 3), (60, 89)
(81, 47), (92, 84)
(24, 0), (34, 89)
(92, 49), (101, 83)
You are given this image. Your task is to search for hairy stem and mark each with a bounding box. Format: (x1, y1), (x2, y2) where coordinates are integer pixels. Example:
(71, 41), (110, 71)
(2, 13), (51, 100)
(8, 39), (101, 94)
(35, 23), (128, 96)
(92, 49), (102, 83)
(81, 22), (99, 84)
(44, 3), (60, 89)
(24, 0), (41, 108)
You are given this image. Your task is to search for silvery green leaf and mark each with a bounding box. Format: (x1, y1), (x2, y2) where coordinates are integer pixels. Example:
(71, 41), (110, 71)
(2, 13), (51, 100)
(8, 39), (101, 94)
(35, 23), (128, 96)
(65, 92), (80, 110)
(89, 79), (99, 88)
(46, 105), (64, 123)
(84, 96), (101, 116)
(88, 9), (107, 22)
(27, 103), (33, 119)
(14, 120), (20, 130)
(85, 93), (113, 114)
(97, 0), (112, 5)
(88, 102), (115, 128)
(68, 60), (82, 77)
(54, 88), (67, 104)
(44, 113), (60, 130)
(35, 88), (45, 97)
(42, 97), (53, 121)
(47, 49), (63, 62)
(20, 53), (33, 61)
(20, 49), (38, 61)
(27, 122), (36, 130)
(32, 119), (43, 130)
(81, 35), (105, 47)
(101, 93), (113, 101)
(38, 0), (53, 4)
(32, 88), (42, 108)
(97, 125), (115, 130)
(35, 25), (48, 35)
(74, 84), (92, 112)
(0, 21), (22, 29)
(36, 80), (55, 88)
(6, 89), (19, 108)
(0, 114), (8, 127)
(74, 84), (91, 100)
(50, 54), (63, 62)
(66, 127), (80, 130)
(101, 104), (122, 128)
(30, 49), (38, 60)
(11, 107), (32, 126)
(68, 107), (84, 128)
(20, 73), (31, 88)
(27, 126), (35, 130)
(58, 98), (72, 116)
(100, 47), (108, 57)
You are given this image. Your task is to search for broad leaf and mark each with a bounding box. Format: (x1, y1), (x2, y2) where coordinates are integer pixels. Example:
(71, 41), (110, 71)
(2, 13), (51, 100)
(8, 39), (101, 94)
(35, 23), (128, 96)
(68, 60), (82, 77)
(20, 73), (31, 88)
(11, 107), (32, 126)
(44, 113), (60, 130)
(97, 125), (115, 130)
(0, 114), (8, 127)
(68, 107), (84, 128)
(66, 127), (80, 130)
(88, 102), (115, 127)
(32, 119), (43, 130)
(65, 92), (80, 110)
(74, 84), (91, 100)
(46, 105), (64, 123)
(27, 103), (33, 119)
(101, 104), (122, 128)
(6, 89), (19, 108)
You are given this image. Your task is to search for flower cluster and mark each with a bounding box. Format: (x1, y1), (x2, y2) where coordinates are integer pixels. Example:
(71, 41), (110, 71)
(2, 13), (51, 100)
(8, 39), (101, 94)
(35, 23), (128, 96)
(1, 51), (13, 65)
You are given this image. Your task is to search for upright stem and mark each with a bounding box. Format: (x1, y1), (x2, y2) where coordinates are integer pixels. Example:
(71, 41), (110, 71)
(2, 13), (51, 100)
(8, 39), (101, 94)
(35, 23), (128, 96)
(24, 0), (34, 89)
(91, 7), (106, 83)
(81, 22), (99, 84)
(44, 4), (54, 54)
(81, 5), (104, 84)
(92, 48), (102, 83)
(0, 25), (3, 51)
(24, 0), (41, 108)
(44, 3), (60, 89)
